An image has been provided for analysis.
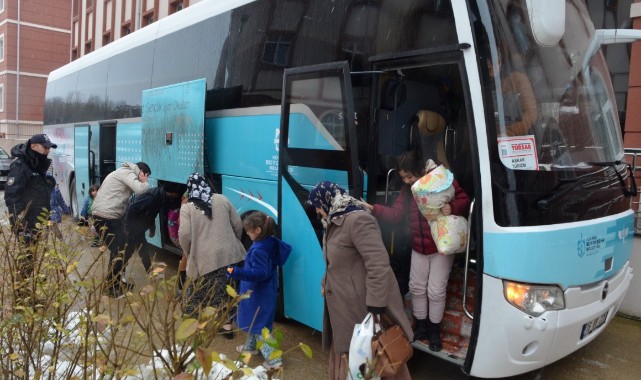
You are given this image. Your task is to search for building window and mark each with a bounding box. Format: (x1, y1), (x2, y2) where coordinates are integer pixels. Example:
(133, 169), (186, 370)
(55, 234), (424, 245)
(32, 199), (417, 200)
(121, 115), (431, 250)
(103, 32), (112, 46)
(85, 41), (92, 54)
(0, 85), (4, 113)
(122, 22), (131, 36)
(143, 12), (154, 27)
(262, 35), (292, 67)
(0, 0), (4, 13)
(170, 1), (184, 15)
(72, 48), (78, 61)
(0, 34), (4, 62)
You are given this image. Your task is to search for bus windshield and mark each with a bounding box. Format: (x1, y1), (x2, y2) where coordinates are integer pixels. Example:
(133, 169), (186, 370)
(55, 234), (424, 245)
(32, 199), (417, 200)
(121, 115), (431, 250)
(481, 0), (629, 226)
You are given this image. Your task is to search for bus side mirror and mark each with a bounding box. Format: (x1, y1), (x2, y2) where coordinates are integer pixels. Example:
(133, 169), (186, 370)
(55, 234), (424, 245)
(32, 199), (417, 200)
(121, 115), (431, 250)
(527, 0), (565, 47)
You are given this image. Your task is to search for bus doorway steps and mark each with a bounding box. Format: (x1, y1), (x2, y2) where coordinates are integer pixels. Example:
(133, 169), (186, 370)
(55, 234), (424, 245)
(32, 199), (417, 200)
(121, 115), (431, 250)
(408, 262), (475, 361)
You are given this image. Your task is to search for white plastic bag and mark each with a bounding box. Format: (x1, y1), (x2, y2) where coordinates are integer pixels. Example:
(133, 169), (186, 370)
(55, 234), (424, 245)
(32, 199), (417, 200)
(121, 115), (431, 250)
(348, 313), (381, 380)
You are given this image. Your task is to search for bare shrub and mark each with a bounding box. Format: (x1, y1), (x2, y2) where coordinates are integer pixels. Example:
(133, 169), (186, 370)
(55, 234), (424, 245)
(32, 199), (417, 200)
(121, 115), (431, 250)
(0, 211), (311, 379)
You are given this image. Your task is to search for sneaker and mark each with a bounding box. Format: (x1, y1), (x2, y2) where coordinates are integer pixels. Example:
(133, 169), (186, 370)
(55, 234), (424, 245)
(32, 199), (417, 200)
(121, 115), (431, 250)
(236, 344), (258, 355)
(107, 286), (125, 299)
(90, 241), (100, 247)
(263, 359), (283, 370)
(220, 328), (234, 340)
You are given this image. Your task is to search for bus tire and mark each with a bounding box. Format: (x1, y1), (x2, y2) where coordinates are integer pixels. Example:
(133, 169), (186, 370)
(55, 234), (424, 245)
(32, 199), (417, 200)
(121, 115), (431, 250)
(70, 176), (78, 219)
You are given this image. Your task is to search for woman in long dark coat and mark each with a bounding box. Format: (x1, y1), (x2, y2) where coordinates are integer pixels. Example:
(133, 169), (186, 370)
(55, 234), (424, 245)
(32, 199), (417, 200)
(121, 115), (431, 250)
(308, 181), (413, 380)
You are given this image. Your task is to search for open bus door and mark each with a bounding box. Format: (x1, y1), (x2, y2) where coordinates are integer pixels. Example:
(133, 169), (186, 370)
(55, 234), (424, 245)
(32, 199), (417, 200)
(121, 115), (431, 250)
(278, 62), (362, 331)
(73, 124), (91, 217)
(140, 78), (206, 251)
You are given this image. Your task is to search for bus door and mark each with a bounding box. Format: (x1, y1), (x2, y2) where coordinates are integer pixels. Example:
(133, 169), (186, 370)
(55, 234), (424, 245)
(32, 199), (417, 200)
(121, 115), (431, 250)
(73, 124), (91, 216)
(99, 122), (117, 184)
(278, 62), (362, 330)
(370, 51), (481, 367)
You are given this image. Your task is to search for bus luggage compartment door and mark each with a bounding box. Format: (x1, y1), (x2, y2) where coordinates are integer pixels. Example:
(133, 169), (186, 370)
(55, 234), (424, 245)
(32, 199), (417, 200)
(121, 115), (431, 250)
(141, 78), (206, 183)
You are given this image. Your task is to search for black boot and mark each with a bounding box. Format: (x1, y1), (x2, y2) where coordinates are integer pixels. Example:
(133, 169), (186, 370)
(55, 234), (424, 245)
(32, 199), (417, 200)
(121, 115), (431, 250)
(427, 321), (442, 352)
(177, 271), (187, 290)
(413, 318), (428, 341)
(174, 271), (187, 300)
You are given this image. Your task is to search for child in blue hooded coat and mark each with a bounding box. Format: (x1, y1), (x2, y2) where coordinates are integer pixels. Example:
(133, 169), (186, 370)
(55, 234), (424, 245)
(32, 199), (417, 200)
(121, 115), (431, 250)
(227, 211), (291, 370)
(46, 174), (71, 240)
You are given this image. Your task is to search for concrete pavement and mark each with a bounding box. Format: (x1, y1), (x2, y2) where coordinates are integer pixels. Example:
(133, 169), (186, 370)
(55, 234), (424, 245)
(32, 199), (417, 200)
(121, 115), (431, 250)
(620, 233), (641, 318)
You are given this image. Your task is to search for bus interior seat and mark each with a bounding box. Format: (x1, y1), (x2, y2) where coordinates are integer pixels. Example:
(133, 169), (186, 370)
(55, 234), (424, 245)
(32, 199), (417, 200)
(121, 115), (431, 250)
(377, 79), (444, 176)
(411, 109), (449, 168)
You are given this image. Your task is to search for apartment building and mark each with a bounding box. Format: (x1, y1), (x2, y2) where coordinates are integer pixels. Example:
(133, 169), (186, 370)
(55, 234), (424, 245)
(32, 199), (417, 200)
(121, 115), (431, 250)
(0, 0), (70, 141)
(71, 0), (198, 59)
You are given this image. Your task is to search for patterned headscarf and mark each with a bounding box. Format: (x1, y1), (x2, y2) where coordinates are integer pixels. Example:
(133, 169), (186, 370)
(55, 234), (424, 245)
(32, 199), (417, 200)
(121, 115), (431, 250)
(186, 173), (213, 219)
(308, 181), (368, 220)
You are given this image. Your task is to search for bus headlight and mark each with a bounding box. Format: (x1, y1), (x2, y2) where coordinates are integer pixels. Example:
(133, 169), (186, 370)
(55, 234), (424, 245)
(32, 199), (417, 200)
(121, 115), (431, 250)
(503, 281), (565, 316)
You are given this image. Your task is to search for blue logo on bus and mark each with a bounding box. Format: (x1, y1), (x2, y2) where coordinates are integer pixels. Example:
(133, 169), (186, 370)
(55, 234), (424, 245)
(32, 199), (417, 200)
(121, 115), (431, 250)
(577, 234), (586, 258)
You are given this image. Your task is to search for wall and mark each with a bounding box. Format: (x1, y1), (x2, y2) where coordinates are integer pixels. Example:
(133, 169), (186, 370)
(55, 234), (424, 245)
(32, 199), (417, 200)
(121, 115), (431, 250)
(619, 1), (641, 320)
(0, 0), (71, 139)
(626, 2), (641, 149)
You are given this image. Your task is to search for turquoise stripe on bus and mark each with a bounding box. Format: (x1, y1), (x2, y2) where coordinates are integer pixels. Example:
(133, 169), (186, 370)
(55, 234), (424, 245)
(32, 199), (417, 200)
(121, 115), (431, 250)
(483, 213), (634, 288)
(206, 112), (341, 183)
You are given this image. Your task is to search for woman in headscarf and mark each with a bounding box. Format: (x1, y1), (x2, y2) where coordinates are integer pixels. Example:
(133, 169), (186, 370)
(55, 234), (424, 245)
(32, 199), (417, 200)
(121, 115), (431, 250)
(179, 173), (246, 337)
(308, 181), (413, 380)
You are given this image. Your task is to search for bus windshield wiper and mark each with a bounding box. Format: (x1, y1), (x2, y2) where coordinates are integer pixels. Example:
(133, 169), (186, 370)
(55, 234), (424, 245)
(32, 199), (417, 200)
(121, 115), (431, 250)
(537, 160), (637, 210)
(587, 160), (637, 197)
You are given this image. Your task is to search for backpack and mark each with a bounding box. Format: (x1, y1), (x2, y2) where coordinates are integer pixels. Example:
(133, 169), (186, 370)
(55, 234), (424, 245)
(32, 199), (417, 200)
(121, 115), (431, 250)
(167, 208), (180, 240)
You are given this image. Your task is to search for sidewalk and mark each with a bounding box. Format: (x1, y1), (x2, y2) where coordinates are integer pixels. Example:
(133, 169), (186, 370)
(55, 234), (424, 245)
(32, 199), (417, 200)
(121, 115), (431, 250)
(522, 315), (641, 380)
(619, 235), (641, 318)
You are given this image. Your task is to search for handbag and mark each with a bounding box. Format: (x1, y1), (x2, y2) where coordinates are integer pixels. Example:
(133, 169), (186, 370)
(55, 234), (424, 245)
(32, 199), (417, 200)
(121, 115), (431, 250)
(371, 314), (413, 377)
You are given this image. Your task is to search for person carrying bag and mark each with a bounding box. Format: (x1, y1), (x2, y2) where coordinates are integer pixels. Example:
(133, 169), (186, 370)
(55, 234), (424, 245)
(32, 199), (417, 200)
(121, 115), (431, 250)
(308, 181), (413, 380)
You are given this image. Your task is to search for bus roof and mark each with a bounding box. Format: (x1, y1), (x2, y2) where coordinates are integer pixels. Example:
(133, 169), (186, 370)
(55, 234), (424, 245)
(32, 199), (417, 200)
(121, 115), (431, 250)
(48, 0), (256, 83)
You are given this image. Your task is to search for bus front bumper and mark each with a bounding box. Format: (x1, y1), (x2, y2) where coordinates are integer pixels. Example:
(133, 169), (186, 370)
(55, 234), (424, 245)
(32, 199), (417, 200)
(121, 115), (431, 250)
(469, 263), (633, 378)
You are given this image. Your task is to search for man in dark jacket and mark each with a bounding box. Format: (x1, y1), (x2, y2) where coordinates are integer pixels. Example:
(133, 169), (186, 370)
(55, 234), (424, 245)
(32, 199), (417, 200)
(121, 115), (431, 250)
(4, 133), (58, 245)
(121, 184), (180, 286)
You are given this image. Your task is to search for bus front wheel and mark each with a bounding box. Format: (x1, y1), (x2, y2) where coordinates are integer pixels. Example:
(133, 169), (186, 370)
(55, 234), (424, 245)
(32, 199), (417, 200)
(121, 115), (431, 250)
(70, 177), (78, 219)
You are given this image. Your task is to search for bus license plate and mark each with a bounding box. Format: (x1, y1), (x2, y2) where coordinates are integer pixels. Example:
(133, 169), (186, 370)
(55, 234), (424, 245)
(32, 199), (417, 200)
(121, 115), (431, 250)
(580, 310), (608, 339)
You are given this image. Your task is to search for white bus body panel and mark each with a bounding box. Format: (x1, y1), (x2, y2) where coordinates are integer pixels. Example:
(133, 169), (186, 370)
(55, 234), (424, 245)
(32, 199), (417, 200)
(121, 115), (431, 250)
(470, 264), (633, 378)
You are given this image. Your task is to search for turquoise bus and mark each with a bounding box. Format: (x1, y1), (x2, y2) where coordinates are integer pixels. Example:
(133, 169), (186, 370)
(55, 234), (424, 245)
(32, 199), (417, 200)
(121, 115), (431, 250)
(43, 0), (636, 377)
